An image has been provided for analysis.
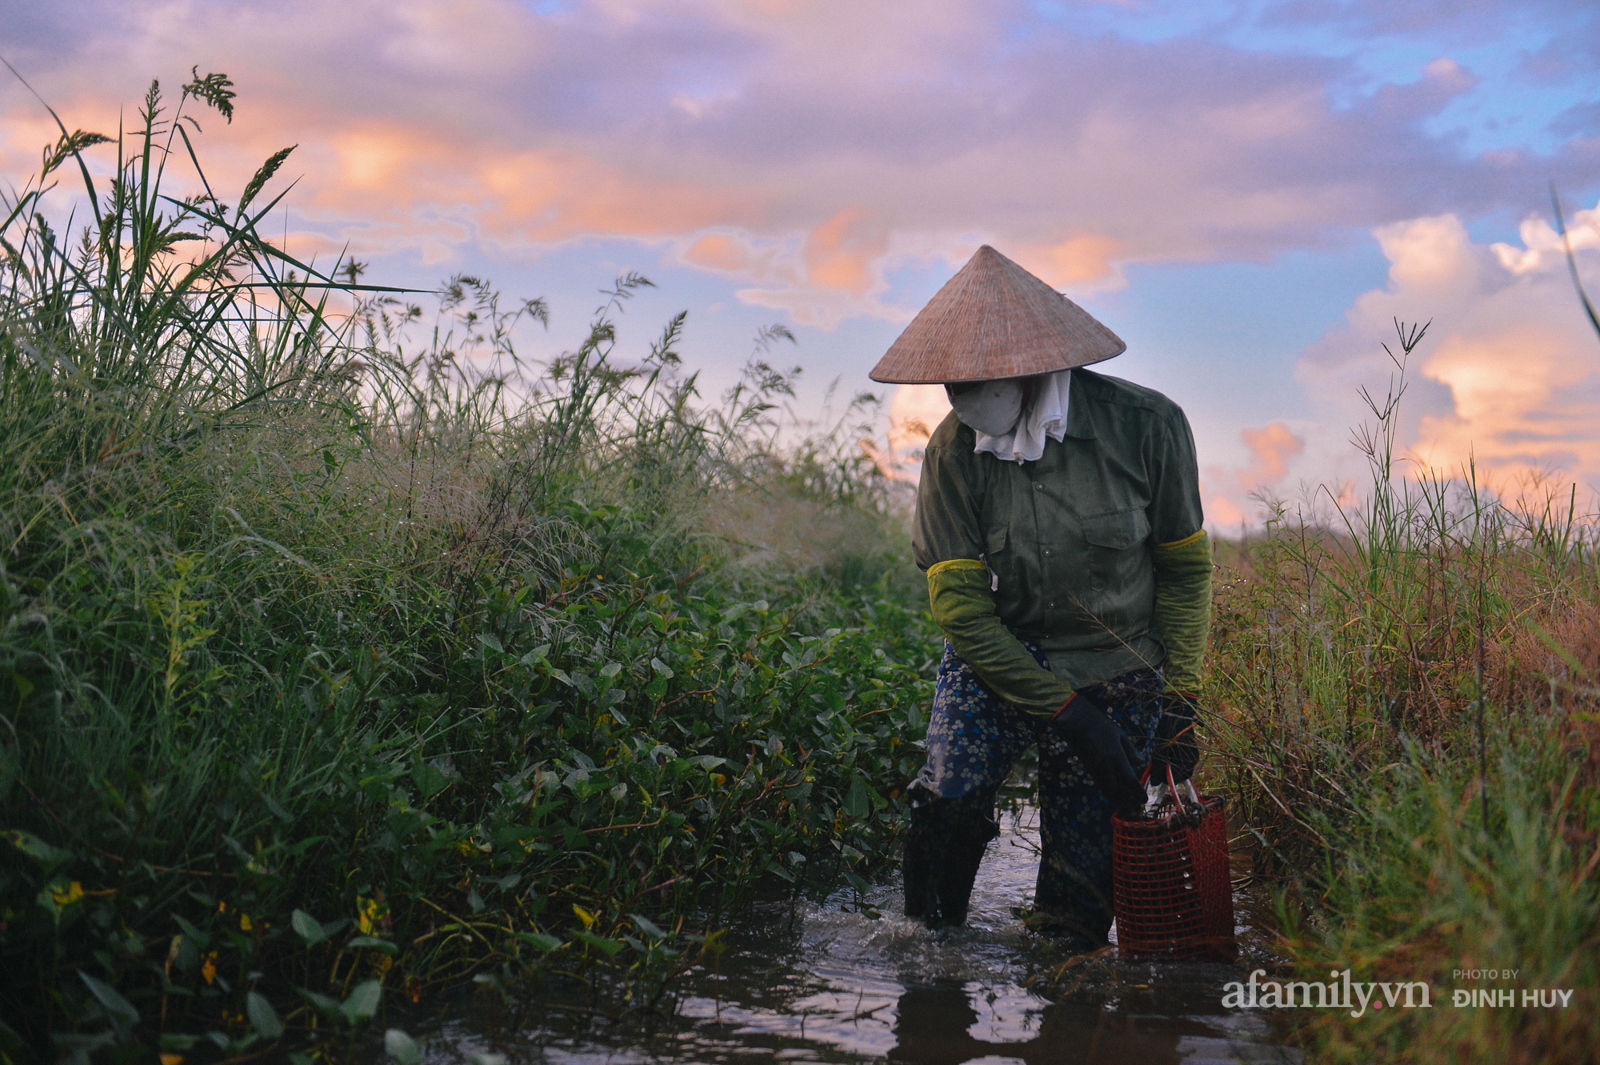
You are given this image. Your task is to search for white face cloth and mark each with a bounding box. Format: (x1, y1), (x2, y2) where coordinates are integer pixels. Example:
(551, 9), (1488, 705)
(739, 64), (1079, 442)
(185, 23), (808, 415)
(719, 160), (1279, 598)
(946, 378), (1026, 436)
(957, 369), (1072, 464)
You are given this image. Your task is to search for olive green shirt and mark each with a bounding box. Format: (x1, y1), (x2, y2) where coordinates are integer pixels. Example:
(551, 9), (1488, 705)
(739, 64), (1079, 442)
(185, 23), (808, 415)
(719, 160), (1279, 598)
(913, 368), (1205, 690)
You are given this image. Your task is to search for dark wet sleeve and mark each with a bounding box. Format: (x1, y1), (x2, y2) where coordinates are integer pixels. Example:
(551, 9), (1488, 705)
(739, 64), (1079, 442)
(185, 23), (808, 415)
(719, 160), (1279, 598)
(913, 440), (985, 571)
(1146, 408), (1205, 544)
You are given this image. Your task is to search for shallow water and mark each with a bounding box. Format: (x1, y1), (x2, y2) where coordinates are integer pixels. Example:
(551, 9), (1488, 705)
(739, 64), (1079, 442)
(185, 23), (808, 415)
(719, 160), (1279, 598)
(417, 806), (1302, 1065)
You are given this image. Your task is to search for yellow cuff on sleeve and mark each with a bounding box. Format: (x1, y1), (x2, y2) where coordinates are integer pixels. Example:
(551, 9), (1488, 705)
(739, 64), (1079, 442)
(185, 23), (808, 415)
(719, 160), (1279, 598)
(926, 558), (986, 578)
(1156, 528), (1207, 550)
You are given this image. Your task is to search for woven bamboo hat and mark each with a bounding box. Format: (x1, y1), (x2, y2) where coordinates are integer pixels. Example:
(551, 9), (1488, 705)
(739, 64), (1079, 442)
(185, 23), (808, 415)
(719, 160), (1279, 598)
(868, 245), (1125, 384)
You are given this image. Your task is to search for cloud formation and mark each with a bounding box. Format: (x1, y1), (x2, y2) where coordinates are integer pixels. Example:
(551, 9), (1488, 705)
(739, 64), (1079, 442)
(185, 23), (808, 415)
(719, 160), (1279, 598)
(1199, 419), (1311, 528)
(7, 0), (1599, 524)
(1295, 198), (1600, 500)
(4, 0), (1595, 325)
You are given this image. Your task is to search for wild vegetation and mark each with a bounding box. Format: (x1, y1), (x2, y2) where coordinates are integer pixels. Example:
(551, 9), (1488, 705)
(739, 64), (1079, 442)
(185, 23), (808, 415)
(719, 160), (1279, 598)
(5, 71), (1598, 1065)
(1207, 322), (1600, 1062)
(0, 76), (933, 1062)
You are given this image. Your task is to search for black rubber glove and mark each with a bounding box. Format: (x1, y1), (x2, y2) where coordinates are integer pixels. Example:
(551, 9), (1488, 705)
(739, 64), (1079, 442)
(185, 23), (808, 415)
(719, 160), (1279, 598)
(1050, 690), (1146, 815)
(1149, 692), (1201, 784)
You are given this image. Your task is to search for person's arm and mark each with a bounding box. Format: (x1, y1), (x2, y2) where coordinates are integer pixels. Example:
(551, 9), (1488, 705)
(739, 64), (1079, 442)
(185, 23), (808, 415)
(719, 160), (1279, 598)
(927, 560), (1073, 713)
(1151, 530), (1212, 695)
(1144, 409), (1211, 783)
(1145, 409), (1211, 694)
(931, 559), (1143, 810)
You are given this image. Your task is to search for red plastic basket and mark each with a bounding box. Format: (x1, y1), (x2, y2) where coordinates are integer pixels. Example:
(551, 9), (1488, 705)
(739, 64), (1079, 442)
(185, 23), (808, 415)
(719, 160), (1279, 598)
(1112, 783), (1235, 962)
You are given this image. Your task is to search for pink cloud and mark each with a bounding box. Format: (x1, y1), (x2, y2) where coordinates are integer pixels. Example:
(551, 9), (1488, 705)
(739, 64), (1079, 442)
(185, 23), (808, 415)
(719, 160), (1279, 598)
(1201, 421), (1308, 527)
(1296, 202), (1600, 496)
(1239, 422), (1306, 487)
(1206, 493), (1247, 529)
(5, 0), (1584, 327)
(802, 209), (888, 295)
(683, 232), (756, 272)
(884, 383), (951, 480)
(1012, 234), (1124, 289)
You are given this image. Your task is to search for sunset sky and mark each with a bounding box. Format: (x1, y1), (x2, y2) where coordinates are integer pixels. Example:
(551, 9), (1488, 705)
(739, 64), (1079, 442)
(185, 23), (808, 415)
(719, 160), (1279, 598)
(4, 0), (1599, 528)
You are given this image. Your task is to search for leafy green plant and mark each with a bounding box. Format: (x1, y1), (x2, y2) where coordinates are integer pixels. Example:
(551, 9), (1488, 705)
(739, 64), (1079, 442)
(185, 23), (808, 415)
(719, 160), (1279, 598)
(0, 72), (934, 1062)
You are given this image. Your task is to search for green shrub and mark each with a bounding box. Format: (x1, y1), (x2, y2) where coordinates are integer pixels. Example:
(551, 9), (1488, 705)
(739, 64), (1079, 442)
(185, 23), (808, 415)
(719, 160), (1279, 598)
(0, 74), (934, 1061)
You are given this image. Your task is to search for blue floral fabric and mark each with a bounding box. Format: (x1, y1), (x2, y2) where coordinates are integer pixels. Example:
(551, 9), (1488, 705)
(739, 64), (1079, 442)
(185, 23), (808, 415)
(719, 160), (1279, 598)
(914, 640), (1163, 945)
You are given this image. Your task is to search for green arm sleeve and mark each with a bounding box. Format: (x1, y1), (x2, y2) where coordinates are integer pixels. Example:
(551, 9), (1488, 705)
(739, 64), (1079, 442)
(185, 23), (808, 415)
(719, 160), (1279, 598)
(1151, 530), (1213, 694)
(928, 560), (1074, 714)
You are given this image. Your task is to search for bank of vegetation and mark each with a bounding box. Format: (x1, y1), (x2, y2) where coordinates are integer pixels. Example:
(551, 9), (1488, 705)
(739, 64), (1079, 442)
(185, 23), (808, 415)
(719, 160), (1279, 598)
(0, 78), (933, 1062)
(1207, 322), (1600, 1062)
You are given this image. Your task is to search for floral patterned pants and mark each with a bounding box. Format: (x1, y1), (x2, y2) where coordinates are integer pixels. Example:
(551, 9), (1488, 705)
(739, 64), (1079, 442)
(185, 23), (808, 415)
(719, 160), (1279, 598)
(913, 641), (1163, 946)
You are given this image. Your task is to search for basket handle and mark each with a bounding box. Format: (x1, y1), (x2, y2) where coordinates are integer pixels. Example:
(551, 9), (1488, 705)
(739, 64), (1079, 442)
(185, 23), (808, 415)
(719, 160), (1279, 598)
(1140, 766), (1203, 814)
(1163, 764), (1206, 815)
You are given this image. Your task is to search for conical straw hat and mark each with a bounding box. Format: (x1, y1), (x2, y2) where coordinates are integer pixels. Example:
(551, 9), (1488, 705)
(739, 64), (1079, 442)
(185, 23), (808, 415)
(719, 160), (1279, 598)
(869, 245), (1125, 383)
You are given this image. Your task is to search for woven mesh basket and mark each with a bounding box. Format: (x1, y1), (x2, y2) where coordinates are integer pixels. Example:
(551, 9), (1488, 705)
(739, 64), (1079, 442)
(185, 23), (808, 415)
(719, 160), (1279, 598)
(1112, 792), (1235, 962)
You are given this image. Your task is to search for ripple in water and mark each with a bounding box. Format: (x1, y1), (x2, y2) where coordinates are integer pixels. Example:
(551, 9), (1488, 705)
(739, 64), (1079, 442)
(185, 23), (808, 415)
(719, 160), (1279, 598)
(414, 806), (1302, 1065)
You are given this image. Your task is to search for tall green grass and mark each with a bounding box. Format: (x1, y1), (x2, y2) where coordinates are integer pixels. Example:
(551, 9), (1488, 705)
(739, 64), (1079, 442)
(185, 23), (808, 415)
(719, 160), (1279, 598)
(0, 76), (931, 1061)
(1209, 324), (1600, 1063)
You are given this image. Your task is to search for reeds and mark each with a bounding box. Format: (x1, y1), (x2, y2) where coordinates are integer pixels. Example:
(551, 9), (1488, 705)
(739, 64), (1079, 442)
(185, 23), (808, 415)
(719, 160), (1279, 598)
(1209, 322), (1600, 1062)
(0, 76), (927, 1061)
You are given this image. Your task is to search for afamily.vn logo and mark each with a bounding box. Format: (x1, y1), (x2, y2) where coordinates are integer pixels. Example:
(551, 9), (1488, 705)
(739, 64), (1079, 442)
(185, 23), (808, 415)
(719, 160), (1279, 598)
(1222, 969), (1575, 1018)
(1223, 969), (1430, 1018)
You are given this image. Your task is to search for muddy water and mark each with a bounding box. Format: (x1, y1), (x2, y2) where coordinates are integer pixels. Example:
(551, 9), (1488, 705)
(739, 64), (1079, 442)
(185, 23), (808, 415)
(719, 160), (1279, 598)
(422, 806), (1301, 1065)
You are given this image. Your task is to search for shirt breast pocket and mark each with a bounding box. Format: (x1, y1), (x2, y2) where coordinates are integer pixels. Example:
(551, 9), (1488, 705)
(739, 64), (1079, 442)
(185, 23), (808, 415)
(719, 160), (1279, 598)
(1081, 508), (1150, 550)
(1079, 508), (1151, 587)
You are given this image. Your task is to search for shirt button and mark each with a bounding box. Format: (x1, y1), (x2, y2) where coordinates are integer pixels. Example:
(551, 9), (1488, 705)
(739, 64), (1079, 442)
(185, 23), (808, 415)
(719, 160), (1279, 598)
(1048, 601), (1056, 608)
(1044, 549), (1052, 556)
(1035, 483), (1043, 490)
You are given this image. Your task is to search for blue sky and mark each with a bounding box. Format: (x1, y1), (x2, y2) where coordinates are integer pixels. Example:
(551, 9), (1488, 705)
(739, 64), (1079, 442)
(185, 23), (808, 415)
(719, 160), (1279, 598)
(3, 0), (1598, 524)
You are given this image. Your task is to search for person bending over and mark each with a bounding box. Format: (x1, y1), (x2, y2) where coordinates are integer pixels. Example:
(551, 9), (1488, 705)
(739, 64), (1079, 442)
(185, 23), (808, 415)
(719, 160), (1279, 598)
(868, 246), (1212, 949)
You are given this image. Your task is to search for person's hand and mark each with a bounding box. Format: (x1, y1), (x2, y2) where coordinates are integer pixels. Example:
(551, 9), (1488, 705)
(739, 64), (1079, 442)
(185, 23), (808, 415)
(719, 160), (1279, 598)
(1149, 692), (1201, 784)
(1051, 690), (1145, 815)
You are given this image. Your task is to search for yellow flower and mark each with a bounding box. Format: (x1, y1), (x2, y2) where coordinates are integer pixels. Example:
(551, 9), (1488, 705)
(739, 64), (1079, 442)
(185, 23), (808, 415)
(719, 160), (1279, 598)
(201, 953), (217, 985)
(357, 895), (386, 935)
(573, 904), (597, 929)
(160, 1054), (185, 1065)
(238, 913), (252, 931)
(50, 881), (84, 908)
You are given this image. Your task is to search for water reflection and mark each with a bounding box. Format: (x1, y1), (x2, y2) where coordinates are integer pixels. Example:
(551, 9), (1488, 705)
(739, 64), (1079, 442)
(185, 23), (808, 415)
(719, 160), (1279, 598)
(415, 806), (1301, 1065)
(887, 982), (1297, 1065)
